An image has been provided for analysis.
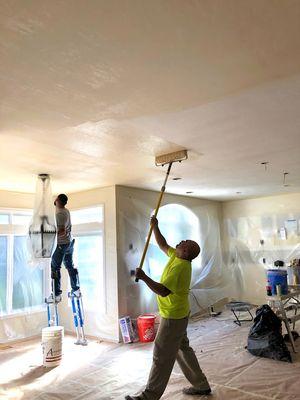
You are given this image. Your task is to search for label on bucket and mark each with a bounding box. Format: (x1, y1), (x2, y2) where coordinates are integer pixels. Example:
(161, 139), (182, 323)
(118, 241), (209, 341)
(143, 327), (154, 341)
(42, 327), (63, 367)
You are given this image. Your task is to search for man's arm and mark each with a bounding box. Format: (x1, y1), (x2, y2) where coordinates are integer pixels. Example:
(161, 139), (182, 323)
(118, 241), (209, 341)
(135, 268), (171, 297)
(151, 216), (170, 255)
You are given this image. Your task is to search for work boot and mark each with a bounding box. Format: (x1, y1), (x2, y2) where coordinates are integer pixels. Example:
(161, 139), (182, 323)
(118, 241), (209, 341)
(182, 387), (212, 396)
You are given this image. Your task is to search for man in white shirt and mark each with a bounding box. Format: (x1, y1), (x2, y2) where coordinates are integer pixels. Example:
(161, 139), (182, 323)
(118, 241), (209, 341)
(48, 194), (80, 303)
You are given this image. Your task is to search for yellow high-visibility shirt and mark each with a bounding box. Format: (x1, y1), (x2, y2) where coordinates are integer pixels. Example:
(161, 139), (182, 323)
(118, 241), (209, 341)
(157, 247), (191, 319)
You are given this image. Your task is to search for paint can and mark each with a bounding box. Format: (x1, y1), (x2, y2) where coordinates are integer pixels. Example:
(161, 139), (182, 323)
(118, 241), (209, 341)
(42, 326), (64, 367)
(137, 314), (156, 343)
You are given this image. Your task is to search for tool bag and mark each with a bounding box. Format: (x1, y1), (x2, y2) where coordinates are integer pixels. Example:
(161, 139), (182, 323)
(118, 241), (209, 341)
(247, 304), (292, 362)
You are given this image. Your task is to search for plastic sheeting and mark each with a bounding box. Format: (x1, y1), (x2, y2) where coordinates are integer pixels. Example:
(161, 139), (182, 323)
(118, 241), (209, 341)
(117, 186), (229, 319)
(29, 174), (56, 260)
(1, 312), (300, 400)
(224, 212), (300, 305)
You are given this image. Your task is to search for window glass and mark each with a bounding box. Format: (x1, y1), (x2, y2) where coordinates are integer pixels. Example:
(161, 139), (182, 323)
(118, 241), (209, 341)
(12, 236), (44, 310)
(0, 214), (9, 224)
(0, 236), (8, 315)
(147, 204), (200, 281)
(71, 207), (103, 225)
(73, 235), (103, 311)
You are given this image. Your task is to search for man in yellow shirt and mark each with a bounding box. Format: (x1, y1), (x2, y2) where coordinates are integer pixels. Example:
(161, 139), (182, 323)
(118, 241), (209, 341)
(125, 217), (211, 400)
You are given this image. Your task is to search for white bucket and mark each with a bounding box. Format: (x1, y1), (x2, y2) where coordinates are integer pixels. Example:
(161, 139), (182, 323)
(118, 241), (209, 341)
(42, 326), (64, 367)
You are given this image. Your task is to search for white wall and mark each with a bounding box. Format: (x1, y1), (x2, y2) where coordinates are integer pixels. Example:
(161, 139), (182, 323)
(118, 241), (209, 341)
(222, 192), (300, 305)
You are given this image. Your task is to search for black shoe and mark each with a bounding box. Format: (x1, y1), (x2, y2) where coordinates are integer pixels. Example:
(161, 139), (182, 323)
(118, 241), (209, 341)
(182, 387), (212, 396)
(125, 396), (142, 400)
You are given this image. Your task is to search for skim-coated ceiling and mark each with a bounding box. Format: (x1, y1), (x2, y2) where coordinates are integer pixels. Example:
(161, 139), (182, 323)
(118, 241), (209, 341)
(1, 0), (300, 200)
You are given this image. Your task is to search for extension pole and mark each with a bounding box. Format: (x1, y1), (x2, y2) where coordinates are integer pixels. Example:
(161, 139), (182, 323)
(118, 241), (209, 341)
(135, 162), (173, 282)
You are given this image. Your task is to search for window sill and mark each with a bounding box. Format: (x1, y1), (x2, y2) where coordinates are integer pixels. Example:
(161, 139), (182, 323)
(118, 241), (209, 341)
(0, 306), (45, 320)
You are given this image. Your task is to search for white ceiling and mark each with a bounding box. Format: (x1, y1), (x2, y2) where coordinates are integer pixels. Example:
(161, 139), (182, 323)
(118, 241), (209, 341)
(1, 0), (300, 200)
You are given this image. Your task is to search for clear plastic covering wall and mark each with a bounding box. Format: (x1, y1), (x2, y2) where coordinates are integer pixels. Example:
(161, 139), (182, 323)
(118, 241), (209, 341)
(223, 212), (300, 305)
(117, 186), (229, 319)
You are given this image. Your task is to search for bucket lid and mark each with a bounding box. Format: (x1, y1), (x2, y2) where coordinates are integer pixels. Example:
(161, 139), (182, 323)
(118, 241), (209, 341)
(138, 314), (156, 320)
(42, 326), (64, 333)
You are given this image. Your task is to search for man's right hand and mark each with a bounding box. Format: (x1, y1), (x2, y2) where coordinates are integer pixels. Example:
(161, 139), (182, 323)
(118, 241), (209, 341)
(150, 215), (169, 255)
(150, 216), (158, 228)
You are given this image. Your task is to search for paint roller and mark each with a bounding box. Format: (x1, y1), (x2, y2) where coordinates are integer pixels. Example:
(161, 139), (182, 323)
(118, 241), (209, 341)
(135, 149), (188, 282)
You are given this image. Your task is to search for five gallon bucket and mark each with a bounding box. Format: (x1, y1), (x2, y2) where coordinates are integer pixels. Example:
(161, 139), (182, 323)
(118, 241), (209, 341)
(267, 269), (288, 295)
(137, 314), (156, 342)
(42, 326), (64, 367)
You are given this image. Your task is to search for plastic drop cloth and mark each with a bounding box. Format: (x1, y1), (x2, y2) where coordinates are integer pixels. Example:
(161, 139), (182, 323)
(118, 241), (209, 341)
(117, 187), (229, 319)
(1, 312), (300, 400)
(224, 212), (300, 305)
(0, 238), (50, 343)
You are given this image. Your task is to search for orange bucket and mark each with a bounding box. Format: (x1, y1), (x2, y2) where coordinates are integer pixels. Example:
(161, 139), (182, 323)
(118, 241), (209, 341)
(137, 314), (156, 342)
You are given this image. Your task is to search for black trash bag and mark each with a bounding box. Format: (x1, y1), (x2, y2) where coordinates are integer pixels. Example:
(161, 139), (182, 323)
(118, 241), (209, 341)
(247, 304), (292, 362)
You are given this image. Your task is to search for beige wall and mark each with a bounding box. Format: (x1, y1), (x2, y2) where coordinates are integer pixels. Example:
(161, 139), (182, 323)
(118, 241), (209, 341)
(0, 190), (34, 209)
(222, 192), (300, 219)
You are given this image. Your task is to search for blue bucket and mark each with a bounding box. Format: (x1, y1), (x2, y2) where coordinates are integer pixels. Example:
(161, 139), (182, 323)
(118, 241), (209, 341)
(267, 269), (288, 295)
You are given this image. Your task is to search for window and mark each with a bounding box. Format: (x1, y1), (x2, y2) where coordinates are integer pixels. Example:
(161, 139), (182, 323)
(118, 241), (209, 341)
(0, 214), (9, 224)
(0, 210), (44, 317)
(147, 204), (200, 281)
(12, 236), (44, 310)
(71, 206), (105, 312)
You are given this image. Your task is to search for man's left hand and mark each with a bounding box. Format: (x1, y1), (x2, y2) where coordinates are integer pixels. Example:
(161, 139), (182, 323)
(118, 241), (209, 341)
(135, 268), (147, 281)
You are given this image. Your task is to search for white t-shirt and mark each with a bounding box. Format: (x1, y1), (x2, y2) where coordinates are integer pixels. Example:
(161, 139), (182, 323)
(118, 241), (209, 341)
(56, 208), (72, 245)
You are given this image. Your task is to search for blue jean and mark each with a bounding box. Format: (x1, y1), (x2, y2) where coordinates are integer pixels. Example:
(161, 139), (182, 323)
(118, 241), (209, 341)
(51, 239), (79, 295)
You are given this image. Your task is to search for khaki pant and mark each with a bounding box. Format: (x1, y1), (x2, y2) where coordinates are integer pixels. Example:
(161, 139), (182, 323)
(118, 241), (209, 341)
(141, 317), (210, 400)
